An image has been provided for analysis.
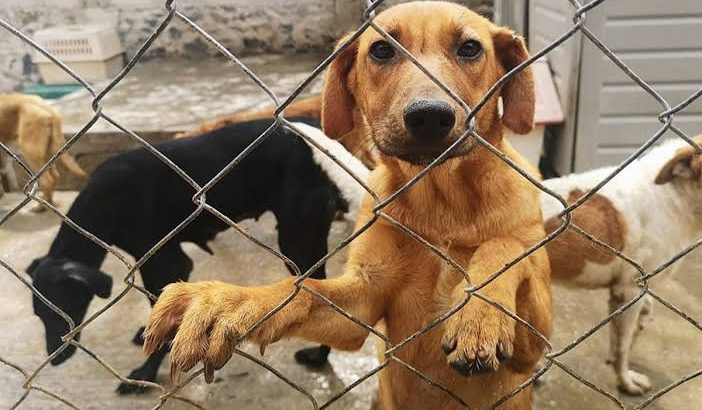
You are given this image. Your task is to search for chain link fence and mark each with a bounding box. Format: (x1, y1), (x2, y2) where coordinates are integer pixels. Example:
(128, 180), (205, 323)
(1, 0), (701, 408)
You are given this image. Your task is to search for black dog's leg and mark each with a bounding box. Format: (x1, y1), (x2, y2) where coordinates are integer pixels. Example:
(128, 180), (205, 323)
(118, 346), (170, 392)
(132, 326), (146, 346)
(274, 191), (335, 367)
(117, 244), (193, 394)
(294, 345), (332, 367)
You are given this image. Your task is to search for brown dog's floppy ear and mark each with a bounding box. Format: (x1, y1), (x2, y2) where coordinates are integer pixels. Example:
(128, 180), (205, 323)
(492, 28), (535, 135)
(655, 144), (702, 184)
(322, 33), (358, 139)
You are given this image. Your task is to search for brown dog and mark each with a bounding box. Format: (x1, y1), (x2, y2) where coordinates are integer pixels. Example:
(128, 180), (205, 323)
(0, 93), (86, 211)
(175, 94), (323, 139)
(175, 94), (380, 169)
(144, 2), (552, 409)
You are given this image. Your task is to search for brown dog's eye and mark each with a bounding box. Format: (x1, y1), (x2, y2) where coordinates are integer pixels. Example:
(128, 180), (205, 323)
(369, 41), (396, 62)
(456, 40), (483, 60)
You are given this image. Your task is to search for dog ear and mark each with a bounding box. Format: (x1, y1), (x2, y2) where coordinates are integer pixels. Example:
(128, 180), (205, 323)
(492, 27), (535, 135)
(322, 33), (359, 139)
(62, 262), (113, 299)
(655, 144), (702, 184)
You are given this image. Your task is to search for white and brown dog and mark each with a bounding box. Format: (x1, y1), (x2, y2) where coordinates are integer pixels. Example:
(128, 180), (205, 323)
(541, 135), (702, 395)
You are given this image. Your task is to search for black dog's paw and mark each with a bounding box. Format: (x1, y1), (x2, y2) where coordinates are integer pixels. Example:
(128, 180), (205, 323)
(116, 381), (149, 395)
(294, 345), (331, 368)
(116, 368), (156, 395)
(132, 326), (146, 346)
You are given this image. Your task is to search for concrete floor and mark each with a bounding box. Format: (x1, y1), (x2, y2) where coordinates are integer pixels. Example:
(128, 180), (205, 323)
(1, 192), (701, 409)
(51, 54), (326, 135)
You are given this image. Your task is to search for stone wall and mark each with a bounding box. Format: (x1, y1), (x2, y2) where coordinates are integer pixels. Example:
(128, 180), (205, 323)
(0, 0), (494, 92)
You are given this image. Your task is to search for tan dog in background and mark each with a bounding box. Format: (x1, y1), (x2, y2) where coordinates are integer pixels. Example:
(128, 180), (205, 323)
(175, 94), (379, 168)
(175, 94), (322, 139)
(145, 2), (551, 409)
(0, 94), (86, 211)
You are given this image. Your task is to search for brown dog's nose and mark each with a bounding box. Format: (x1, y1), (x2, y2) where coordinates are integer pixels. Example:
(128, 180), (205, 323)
(403, 100), (456, 141)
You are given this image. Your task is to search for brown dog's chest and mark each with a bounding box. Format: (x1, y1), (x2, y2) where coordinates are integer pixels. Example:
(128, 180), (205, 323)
(372, 157), (537, 247)
(379, 232), (475, 330)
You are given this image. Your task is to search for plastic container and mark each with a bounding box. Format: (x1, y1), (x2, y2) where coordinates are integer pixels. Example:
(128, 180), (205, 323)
(33, 25), (125, 85)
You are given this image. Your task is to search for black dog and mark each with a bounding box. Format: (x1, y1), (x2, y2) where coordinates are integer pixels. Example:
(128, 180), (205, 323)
(27, 118), (367, 393)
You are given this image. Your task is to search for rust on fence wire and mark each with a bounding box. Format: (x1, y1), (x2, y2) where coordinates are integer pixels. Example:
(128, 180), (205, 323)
(1, 0), (701, 408)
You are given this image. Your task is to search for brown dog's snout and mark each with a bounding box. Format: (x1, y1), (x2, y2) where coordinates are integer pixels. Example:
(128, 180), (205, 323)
(403, 100), (456, 141)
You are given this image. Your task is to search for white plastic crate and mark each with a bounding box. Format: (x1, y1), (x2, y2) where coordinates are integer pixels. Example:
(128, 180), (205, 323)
(33, 25), (125, 85)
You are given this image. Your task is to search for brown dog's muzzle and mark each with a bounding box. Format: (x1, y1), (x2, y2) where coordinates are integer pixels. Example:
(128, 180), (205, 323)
(403, 99), (456, 142)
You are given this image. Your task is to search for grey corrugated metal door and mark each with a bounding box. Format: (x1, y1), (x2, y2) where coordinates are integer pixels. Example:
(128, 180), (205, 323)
(529, 0), (583, 173)
(532, 0), (702, 173)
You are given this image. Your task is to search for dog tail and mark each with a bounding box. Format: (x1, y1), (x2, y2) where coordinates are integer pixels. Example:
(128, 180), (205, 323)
(290, 122), (370, 221)
(60, 152), (87, 178)
(50, 117), (87, 178)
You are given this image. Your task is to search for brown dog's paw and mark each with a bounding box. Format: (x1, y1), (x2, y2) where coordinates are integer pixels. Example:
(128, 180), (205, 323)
(144, 281), (256, 383)
(441, 301), (515, 376)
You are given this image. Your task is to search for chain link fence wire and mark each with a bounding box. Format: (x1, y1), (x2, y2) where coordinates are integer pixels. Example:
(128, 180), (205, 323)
(1, 0), (702, 408)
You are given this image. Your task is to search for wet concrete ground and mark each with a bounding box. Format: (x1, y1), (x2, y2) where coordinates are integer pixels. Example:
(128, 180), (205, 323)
(51, 54), (326, 135)
(0, 192), (701, 409)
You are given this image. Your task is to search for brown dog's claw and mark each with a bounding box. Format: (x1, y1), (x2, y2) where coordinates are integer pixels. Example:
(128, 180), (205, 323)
(142, 333), (162, 357)
(171, 362), (182, 384)
(144, 281), (277, 385)
(442, 299), (515, 377)
(143, 282), (197, 356)
(204, 363), (215, 384)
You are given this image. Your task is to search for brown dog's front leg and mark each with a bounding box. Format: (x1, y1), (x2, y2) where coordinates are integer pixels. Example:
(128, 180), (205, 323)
(441, 236), (543, 376)
(144, 274), (383, 383)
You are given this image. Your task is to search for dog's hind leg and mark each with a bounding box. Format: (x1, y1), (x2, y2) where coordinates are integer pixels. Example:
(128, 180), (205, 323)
(132, 326), (147, 346)
(0, 153), (19, 194)
(635, 294), (654, 336)
(294, 344), (332, 368)
(609, 283), (652, 395)
(18, 116), (55, 212)
(116, 244), (193, 394)
(609, 294), (653, 361)
(606, 289), (650, 363)
(274, 191), (335, 367)
(25, 153), (57, 212)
